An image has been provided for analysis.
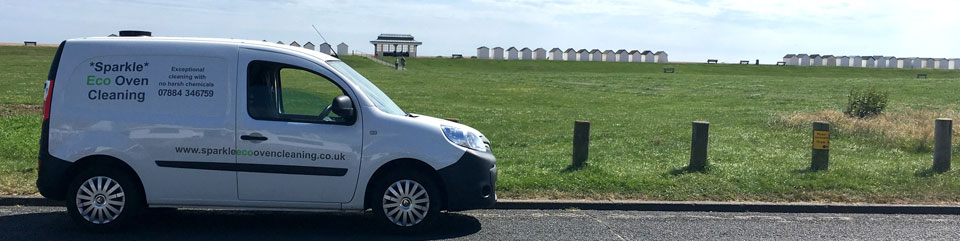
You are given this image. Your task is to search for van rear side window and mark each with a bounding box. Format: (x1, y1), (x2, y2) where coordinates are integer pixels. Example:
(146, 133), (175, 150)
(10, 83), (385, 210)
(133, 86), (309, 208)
(246, 61), (350, 124)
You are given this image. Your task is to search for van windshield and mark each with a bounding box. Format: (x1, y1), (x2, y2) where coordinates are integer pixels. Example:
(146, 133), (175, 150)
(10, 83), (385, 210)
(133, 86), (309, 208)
(326, 61), (406, 116)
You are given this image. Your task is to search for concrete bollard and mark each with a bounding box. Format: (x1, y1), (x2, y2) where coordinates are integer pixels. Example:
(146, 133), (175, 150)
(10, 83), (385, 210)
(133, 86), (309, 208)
(572, 121), (590, 168)
(811, 121), (830, 171)
(933, 118), (952, 173)
(688, 121), (709, 170)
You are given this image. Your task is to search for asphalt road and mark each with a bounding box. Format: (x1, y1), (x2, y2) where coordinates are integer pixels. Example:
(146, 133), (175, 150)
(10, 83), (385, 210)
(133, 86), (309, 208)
(1, 205), (959, 240)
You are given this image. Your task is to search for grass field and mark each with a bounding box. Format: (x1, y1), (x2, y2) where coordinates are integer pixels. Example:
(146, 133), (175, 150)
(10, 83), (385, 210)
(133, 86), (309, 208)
(1, 45), (958, 204)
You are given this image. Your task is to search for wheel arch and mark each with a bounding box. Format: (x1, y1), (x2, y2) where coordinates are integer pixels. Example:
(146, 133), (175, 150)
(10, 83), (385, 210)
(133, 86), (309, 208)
(65, 155), (147, 202)
(364, 158), (448, 210)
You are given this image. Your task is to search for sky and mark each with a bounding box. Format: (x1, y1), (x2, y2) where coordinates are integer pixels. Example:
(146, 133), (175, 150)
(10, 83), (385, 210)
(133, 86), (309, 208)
(2, 0), (959, 63)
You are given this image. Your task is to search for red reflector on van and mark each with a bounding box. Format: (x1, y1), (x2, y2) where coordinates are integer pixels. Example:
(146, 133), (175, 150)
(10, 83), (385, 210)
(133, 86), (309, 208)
(42, 79), (54, 120)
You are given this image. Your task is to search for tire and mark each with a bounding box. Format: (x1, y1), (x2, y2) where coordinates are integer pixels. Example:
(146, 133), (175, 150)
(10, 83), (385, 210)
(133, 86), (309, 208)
(370, 169), (442, 233)
(66, 166), (144, 232)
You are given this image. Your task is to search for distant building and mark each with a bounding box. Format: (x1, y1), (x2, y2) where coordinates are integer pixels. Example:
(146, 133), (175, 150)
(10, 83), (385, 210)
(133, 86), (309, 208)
(507, 47), (519, 60)
(534, 48), (547, 60)
(492, 47), (504, 60)
(864, 56), (876, 68)
(877, 56), (889, 68)
(924, 58), (936, 69)
(783, 54), (797, 66)
(629, 50), (641, 62)
(839, 56), (850, 67)
(642, 50), (654, 63)
(911, 58), (922, 69)
(276, 41), (284, 45)
(550, 48), (563, 61)
(616, 49), (629, 62)
(303, 42), (315, 50)
(337, 43), (349, 56)
(477, 46), (490, 59)
(603, 50), (616, 62)
(798, 54), (810, 66)
(852, 56), (862, 67)
(289, 41), (301, 47)
(823, 55), (836, 66)
(811, 54), (822, 66)
(370, 33), (422, 57)
(318, 42), (333, 55)
(520, 47), (533, 60)
(952, 58), (960, 69)
(577, 49), (590, 61)
(565, 48), (577, 61)
(590, 49), (602, 61)
(937, 58), (949, 69)
(655, 51), (668, 63)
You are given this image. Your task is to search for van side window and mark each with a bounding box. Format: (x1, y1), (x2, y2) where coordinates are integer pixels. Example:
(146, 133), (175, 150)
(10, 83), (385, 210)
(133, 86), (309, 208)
(247, 61), (351, 124)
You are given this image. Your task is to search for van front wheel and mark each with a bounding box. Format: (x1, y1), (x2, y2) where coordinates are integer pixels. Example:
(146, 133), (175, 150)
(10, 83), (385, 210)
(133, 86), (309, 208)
(371, 170), (441, 232)
(66, 167), (144, 231)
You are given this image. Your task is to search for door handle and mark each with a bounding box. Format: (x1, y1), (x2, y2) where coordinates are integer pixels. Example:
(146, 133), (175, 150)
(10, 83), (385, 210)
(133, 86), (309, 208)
(241, 134), (268, 141)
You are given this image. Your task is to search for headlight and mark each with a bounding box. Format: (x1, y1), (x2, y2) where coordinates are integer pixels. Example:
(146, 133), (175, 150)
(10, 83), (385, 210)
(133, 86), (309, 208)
(441, 126), (487, 152)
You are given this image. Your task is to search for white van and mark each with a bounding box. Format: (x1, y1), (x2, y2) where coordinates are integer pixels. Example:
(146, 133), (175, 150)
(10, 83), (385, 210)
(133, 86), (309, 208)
(36, 32), (497, 231)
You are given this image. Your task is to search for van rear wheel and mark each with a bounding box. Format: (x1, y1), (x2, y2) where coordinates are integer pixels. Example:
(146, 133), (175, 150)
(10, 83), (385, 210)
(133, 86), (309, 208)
(66, 166), (144, 231)
(371, 169), (441, 232)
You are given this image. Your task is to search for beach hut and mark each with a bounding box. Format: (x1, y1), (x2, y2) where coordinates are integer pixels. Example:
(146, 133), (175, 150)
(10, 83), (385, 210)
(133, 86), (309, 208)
(565, 48), (577, 61)
(289, 41), (301, 47)
(655, 51), (668, 63)
(303, 42), (315, 50)
(851, 56), (862, 67)
(630, 50), (642, 62)
(839, 56), (850, 67)
(577, 49), (590, 61)
(533, 48), (546, 60)
(864, 56), (876, 68)
(550, 48), (563, 61)
(616, 50), (629, 62)
(590, 49), (602, 61)
(783, 54), (798, 66)
(477, 46), (489, 59)
(492, 47), (504, 60)
(877, 56), (889, 68)
(798, 54), (810, 66)
(937, 58), (949, 69)
(811, 54), (823, 66)
(603, 50), (616, 62)
(507, 47), (519, 60)
(337, 43), (348, 55)
(910, 58), (922, 69)
(276, 41), (284, 45)
(923, 58), (935, 69)
(642, 50), (654, 63)
(318, 42), (332, 55)
(520, 48), (533, 60)
(952, 58), (960, 69)
(823, 55), (836, 66)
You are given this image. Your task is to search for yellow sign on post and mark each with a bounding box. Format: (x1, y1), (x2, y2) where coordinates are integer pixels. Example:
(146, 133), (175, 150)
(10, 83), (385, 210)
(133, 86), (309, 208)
(813, 131), (830, 150)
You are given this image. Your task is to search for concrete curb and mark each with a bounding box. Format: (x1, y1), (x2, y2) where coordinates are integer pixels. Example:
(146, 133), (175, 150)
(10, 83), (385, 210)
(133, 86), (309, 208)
(0, 196), (60, 207)
(492, 199), (960, 215)
(4, 196), (959, 215)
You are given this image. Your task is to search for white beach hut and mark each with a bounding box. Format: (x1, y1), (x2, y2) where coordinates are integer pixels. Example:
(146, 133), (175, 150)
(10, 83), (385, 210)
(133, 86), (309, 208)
(565, 48), (577, 61)
(616, 49), (629, 62)
(577, 49), (590, 61)
(783, 54), (797, 66)
(798, 54), (810, 66)
(655, 51), (668, 63)
(630, 50), (642, 62)
(318, 42), (332, 55)
(603, 50), (616, 62)
(839, 56), (850, 67)
(477, 46), (490, 59)
(303, 42), (315, 50)
(520, 47), (533, 60)
(550, 48), (563, 61)
(590, 49), (602, 61)
(642, 50), (654, 63)
(492, 47), (504, 60)
(823, 55), (836, 66)
(507, 47), (519, 60)
(811, 54), (823, 66)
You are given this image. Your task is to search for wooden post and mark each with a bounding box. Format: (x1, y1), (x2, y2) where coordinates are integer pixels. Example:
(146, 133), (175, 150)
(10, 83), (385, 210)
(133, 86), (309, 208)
(688, 121), (709, 170)
(811, 121), (830, 171)
(572, 121), (590, 168)
(933, 118), (952, 173)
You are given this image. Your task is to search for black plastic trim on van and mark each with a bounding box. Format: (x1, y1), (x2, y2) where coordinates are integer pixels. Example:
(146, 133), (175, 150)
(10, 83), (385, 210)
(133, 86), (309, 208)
(155, 161), (348, 176)
(437, 150), (498, 211)
(37, 41), (69, 201)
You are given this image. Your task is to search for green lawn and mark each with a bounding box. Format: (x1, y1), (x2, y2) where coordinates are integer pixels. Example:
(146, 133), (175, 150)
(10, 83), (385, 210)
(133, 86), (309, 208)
(2, 45), (958, 204)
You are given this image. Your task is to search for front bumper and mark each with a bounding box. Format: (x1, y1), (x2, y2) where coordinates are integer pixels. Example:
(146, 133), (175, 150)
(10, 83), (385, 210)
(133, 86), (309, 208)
(437, 149), (497, 211)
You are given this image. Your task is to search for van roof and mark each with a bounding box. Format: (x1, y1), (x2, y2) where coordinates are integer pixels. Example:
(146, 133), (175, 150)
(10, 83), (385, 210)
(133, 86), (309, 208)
(68, 37), (341, 62)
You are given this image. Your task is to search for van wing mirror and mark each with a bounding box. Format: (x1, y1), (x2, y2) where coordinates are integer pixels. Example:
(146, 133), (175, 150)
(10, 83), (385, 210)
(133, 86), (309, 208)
(331, 95), (355, 118)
